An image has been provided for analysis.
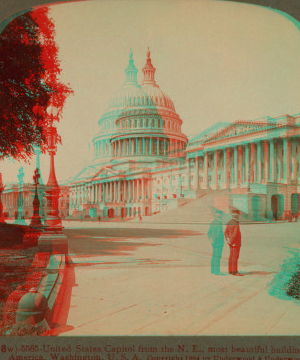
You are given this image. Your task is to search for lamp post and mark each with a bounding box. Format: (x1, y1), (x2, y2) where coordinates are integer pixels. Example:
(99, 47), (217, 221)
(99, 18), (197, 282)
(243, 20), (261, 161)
(25, 103), (67, 252)
(14, 167), (26, 225)
(0, 171), (6, 223)
(29, 168), (43, 227)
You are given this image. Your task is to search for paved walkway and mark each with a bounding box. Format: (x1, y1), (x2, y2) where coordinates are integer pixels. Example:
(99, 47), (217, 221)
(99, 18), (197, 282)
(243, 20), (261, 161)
(58, 220), (300, 335)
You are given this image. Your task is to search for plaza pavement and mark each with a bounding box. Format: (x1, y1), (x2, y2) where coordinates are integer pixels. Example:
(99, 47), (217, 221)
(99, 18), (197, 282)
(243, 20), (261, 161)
(57, 218), (300, 336)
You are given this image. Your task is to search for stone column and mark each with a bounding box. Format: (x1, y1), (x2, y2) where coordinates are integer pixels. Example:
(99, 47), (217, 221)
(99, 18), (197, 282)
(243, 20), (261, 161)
(214, 150), (219, 189)
(149, 137), (152, 155)
(95, 183), (98, 203)
(136, 179), (140, 201)
(123, 179), (126, 201)
(157, 138), (160, 155)
(116, 181), (119, 202)
(186, 158), (190, 190)
(142, 178), (145, 202)
(257, 142), (262, 183)
(223, 150), (227, 189)
(234, 147), (238, 185)
(269, 140), (275, 182)
(251, 143), (255, 183)
(292, 140), (297, 182)
(135, 138), (138, 155)
(226, 148), (231, 189)
(128, 180), (132, 201)
(283, 138), (291, 184)
(204, 152), (209, 189)
(245, 144), (250, 185)
(142, 138), (145, 155)
(264, 141), (269, 184)
(109, 182), (112, 202)
(133, 180), (136, 202)
(195, 156), (199, 190)
(163, 139), (166, 156)
(113, 181), (117, 202)
(237, 145), (242, 186)
(100, 183), (102, 202)
(148, 178), (152, 202)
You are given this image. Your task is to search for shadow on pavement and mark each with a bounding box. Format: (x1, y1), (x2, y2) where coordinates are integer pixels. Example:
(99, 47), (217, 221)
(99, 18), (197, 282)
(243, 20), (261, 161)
(241, 271), (275, 276)
(65, 227), (202, 259)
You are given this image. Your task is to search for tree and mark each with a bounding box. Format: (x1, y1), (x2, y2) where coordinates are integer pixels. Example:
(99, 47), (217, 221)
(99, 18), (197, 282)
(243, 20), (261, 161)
(0, 7), (72, 161)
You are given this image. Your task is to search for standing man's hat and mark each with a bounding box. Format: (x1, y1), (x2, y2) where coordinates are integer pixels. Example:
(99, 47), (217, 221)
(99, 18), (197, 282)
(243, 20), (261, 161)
(230, 206), (240, 215)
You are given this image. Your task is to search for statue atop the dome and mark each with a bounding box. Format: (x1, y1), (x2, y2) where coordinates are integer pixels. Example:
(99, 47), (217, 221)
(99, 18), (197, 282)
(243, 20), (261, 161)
(142, 47), (156, 86)
(124, 48), (138, 86)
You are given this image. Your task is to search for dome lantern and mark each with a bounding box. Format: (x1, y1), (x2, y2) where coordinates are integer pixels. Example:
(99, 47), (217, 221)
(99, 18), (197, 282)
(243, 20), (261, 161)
(124, 49), (139, 86)
(142, 47), (157, 86)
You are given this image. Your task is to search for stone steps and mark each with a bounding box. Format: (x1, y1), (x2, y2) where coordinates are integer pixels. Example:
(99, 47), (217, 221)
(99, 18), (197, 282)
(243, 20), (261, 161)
(146, 191), (233, 224)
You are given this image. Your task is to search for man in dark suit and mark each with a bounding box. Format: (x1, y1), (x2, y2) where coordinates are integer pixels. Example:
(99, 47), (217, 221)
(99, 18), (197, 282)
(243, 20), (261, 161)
(208, 209), (225, 275)
(224, 209), (243, 276)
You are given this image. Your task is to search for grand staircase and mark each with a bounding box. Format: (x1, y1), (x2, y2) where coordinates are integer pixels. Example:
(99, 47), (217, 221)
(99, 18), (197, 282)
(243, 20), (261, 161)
(145, 190), (233, 224)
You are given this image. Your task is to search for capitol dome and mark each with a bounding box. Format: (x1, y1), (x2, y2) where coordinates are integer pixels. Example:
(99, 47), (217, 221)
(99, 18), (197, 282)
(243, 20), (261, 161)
(92, 49), (188, 165)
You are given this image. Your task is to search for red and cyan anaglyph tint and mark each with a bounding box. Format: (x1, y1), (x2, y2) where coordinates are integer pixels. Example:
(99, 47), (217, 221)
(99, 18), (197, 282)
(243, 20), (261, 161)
(0, 1), (300, 336)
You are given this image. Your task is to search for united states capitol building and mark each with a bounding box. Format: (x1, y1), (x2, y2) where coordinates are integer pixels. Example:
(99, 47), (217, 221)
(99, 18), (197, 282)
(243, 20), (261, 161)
(68, 49), (300, 221)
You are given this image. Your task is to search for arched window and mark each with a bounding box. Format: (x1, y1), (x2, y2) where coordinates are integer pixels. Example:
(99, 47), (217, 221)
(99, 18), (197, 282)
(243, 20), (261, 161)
(152, 119), (155, 128)
(140, 119), (143, 127)
(135, 119), (137, 128)
(146, 119), (149, 127)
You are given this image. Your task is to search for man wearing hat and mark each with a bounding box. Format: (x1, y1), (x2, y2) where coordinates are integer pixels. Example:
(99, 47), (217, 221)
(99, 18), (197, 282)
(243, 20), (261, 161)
(207, 209), (225, 275)
(224, 208), (243, 276)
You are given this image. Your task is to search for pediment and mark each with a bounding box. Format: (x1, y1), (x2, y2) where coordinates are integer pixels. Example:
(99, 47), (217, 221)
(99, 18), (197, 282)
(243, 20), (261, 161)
(93, 166), (119, 179)
(204, 121), (275, 143)
(73, 166), (99, 181)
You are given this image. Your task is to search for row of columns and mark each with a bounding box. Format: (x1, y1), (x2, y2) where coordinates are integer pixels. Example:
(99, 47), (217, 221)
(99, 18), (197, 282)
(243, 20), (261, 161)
(187, 138), (297, 190)
(72, 178), (152, 205)
(3, 192), (19, 208)
(112, 137), (168, 157)
(94, 139), (111, 159)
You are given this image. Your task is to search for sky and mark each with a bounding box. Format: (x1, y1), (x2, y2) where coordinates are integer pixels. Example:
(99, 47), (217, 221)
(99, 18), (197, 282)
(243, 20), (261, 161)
(2, 0), (300, 185)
